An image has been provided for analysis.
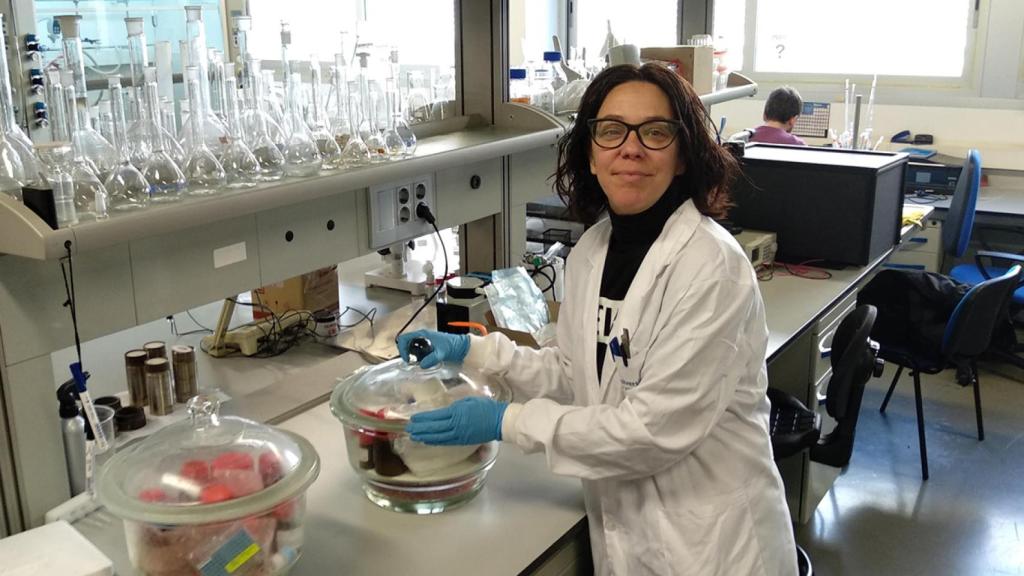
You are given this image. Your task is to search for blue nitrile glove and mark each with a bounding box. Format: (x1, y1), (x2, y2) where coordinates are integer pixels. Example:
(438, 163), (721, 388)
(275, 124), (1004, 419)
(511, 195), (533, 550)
(397, 329), (470, 369)
(406, 397), (509, 445)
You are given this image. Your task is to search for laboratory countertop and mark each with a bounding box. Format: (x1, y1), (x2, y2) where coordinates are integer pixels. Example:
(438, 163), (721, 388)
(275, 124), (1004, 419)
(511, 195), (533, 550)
(912, 174), (1024, 217)
(74, 393), (588, 576)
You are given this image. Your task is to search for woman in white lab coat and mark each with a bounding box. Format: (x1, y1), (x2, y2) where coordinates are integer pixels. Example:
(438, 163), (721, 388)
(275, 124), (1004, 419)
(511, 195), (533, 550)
(400, 63), (797, 576)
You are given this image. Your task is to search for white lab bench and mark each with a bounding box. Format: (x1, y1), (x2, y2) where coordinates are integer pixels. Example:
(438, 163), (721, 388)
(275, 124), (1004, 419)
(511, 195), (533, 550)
(74, 400), (590, 576)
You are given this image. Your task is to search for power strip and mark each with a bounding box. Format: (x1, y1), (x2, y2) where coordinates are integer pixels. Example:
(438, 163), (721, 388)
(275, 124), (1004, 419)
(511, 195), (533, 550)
(202, 311), (311, 357)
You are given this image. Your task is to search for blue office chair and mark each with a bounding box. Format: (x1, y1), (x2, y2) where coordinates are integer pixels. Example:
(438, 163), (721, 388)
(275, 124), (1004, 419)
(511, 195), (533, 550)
(877, 265), (1023, 480)
(943, 149), (1024, 368)
(939, 149), (981, 272)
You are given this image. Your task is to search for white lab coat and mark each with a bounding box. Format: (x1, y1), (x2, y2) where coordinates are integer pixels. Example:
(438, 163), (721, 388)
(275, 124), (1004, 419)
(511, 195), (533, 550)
(464, 200), (797, 576)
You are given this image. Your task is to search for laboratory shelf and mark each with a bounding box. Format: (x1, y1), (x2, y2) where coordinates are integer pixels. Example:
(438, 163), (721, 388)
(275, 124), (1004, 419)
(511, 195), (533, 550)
(0, 118), (563, 260)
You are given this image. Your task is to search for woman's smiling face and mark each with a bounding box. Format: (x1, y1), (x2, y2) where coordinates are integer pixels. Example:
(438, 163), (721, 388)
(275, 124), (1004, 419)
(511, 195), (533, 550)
(589, 81), (684, 215)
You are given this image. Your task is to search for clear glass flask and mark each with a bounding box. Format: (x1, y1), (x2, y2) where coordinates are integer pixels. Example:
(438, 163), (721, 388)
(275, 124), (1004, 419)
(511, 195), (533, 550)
(103, 78), (150, 212)
(221, 64), (260, 188)
(330, 53), (352, 151)
(125, 18), (148, 124)
(386, 48), (415, 155)
(36, 142), (78, 227)
(62, 78), (108, 219)
(67, 72), (117, 180)
(241, 60), (284, 147)
(241, 60), (285, 181)
(309, 59), (341, 169)
(0, 15), (40, 186)
(282, 73), (322, 177)
(182, 67), (226, 195)
(180, 6), (228, 156)
(140, 68), (186, 202)
(339, 90), (370, 168)
(364, 80), (388, 162)
(209, 49), (227, 124)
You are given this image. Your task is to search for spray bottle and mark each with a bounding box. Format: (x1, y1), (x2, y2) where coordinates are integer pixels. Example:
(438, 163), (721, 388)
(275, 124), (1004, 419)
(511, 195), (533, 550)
(56, 380), (86, 496)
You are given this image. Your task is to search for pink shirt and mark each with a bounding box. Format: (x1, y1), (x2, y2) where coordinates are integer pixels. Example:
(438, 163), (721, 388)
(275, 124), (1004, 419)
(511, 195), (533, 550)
(749, 125), (806, 146)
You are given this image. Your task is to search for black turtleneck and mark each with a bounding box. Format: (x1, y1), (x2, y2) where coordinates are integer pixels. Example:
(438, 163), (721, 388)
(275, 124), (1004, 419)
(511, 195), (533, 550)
(596, 186), (688, 380)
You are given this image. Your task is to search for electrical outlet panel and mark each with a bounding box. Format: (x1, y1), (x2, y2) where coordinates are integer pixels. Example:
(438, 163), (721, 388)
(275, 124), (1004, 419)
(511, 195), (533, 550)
(368, 173), (437, 249)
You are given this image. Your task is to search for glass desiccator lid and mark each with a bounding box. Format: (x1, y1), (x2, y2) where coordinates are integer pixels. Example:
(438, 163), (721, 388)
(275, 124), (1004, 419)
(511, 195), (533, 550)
(330, 358), (511, 433)
(97, 395), (319, 525)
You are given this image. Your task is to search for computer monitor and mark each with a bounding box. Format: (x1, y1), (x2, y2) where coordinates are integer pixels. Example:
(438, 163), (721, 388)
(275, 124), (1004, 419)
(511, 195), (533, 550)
(905, 162), (962, 195)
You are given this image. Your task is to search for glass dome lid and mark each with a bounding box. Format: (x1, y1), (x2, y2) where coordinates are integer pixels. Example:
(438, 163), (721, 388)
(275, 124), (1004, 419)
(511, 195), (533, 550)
(97, 396), (320, 525)
(330, 359), (511, 433)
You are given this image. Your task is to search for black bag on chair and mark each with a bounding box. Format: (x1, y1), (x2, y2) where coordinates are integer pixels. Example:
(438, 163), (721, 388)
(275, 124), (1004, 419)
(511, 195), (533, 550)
(857, 269), (970, 359)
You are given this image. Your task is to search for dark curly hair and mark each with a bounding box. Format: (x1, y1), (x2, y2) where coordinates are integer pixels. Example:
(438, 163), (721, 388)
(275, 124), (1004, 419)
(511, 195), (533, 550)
(554, 63), (738, 225)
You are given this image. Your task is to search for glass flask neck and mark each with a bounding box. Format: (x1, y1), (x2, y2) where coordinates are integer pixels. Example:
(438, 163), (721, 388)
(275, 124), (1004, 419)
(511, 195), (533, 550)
(109, 81), (131, 162)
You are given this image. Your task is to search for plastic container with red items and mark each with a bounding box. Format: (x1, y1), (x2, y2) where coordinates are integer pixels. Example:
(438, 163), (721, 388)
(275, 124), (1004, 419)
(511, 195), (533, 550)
(97, 396), (319, 576)
(330, 357), (510, 514)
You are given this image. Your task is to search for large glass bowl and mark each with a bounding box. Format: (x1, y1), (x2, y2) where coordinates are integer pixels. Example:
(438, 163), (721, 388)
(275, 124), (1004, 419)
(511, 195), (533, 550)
(97, 396), (320, 575)
(330, 358), (511, 514)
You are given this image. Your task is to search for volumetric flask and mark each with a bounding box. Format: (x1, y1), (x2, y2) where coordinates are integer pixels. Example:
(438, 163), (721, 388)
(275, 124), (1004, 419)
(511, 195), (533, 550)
(104, 80), (150, 212)
(182, 67), (226, 195)
(282, 73), (322, 177)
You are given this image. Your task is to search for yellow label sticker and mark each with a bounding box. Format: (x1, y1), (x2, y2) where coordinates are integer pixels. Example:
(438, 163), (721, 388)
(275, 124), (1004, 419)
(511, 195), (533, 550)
(225, 543), (261, 573)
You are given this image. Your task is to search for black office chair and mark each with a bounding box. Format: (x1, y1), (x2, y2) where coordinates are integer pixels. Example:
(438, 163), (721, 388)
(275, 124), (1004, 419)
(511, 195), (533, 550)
(877, 264), (1023, 480)
(768, 304), (883, 576)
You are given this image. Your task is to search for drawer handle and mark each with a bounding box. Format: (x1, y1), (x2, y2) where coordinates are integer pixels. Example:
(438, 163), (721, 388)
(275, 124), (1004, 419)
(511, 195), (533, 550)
(819, 337), (832, 359)
(909, 237), (928, 244)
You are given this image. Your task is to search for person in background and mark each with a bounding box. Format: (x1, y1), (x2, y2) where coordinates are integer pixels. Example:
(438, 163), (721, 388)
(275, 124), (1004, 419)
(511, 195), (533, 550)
(749, 86), (807, 146)
(398, 63), (797, 576)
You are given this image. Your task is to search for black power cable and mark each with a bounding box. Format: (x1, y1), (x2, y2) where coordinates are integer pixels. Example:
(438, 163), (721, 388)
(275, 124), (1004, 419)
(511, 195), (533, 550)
(393, 204), (449, 345)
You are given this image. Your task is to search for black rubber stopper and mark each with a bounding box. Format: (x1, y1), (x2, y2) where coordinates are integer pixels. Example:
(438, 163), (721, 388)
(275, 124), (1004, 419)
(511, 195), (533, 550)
(95, 396), (122, 412)
(407, 337), (434, 364)
(114, 406), (147, 432)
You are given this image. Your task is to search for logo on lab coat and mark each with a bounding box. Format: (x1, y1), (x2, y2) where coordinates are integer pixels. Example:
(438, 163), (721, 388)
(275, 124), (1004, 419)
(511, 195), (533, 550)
(597, 297), (621, 344)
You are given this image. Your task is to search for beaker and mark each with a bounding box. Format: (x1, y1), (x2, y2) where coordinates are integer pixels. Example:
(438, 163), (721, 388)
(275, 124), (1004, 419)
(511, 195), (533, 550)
(282, 73), (322, 178)
(140, 68), (186, 202)
(182, 67), (226, 195)
(221, 65), (260, 188)
(309, 59), (341, 169)
(103, 78), (150, 212)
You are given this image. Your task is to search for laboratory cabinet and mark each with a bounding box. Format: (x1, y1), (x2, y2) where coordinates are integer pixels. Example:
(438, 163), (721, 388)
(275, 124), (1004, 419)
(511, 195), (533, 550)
(884, 218), (943, 272)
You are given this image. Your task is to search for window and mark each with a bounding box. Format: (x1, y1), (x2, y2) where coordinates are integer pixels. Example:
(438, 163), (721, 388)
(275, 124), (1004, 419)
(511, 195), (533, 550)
(572, 0), (678, 63)
(715, 0), (975, 78)
(248, 0), (455, 70)
(711, 0), (745, 72)
(756, 0), (970, 76)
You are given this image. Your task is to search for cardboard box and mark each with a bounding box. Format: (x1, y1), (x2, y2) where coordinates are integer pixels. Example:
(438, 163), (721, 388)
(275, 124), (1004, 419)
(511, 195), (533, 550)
(484, 301), (560, 348)
(640, 45), (714, 95)
(252, 266), (339, 319)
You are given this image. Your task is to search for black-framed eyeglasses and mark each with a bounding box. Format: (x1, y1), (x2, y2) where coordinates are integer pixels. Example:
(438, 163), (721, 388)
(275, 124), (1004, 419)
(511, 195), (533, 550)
(587, 118), (682, 150)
